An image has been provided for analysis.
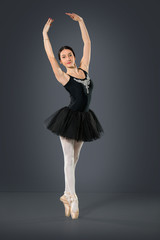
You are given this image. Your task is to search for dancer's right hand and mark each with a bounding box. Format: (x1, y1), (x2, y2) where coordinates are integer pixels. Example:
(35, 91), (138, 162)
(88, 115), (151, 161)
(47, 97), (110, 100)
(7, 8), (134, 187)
(42, 18), (54, 35)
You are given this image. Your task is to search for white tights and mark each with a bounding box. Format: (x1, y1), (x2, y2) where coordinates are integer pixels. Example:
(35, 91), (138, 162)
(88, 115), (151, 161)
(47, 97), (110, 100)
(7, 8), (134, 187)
(59, 136), (84, 196)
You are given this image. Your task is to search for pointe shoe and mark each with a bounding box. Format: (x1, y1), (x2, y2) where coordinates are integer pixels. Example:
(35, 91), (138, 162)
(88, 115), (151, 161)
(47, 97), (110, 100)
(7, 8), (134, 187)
(70, 193), (79, 219)
(60, 192), (71, 217)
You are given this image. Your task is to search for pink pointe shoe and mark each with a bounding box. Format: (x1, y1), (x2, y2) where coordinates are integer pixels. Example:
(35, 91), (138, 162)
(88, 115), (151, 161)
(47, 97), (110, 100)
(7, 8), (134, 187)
(60, 192), (79, 219)
(60, 191), (71, 217)
(69, 193), (79, 220)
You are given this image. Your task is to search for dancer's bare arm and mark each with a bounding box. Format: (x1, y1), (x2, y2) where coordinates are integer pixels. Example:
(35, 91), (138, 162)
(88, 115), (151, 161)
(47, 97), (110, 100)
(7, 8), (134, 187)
(42, 18), (66, 84)
(66, 13), (91, 73)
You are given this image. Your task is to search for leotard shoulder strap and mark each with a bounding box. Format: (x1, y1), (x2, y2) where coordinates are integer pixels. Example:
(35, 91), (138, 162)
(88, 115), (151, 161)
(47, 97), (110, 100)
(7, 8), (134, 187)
(78, 67), (89, 78)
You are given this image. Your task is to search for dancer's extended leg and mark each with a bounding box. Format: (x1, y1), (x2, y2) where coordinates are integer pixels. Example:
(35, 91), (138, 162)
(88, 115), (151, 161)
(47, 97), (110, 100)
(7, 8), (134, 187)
(59, 136), (84, 214)
(59, 136), (84, 194)
(59, 136), (75, 195)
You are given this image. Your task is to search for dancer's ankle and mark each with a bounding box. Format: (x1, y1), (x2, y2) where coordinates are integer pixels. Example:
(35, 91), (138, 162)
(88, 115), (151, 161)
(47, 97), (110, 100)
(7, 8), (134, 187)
(70, 193), (78, 201)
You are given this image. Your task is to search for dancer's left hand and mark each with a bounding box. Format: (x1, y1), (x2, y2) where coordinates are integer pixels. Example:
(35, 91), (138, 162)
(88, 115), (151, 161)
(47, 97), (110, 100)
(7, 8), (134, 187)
(65, 12), (83, 22)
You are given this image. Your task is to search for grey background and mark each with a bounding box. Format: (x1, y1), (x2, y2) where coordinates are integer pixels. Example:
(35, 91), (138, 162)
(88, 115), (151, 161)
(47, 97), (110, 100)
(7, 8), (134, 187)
(0, 0), (160, 193)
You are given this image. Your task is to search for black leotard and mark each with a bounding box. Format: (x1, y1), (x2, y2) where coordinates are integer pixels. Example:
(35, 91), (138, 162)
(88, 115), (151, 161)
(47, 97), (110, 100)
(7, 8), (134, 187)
(63, 68), (94, 112)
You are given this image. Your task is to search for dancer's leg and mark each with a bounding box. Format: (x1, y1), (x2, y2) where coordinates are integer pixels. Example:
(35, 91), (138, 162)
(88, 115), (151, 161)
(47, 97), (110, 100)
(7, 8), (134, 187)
(71, 140), (84, 214)
(59, 136), (75, 195)
(59, 137), (84, 194)
(74, 140), (84, 170)
(59, 136), (84, 214)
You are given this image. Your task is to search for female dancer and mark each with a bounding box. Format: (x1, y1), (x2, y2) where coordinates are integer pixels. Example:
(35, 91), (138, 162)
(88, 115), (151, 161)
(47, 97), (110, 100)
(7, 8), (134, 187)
(42, 13), (104, 219)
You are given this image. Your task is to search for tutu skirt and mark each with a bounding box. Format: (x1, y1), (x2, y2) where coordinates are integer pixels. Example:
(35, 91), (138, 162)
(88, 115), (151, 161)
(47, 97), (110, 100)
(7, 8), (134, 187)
(43, 106), (104, 142)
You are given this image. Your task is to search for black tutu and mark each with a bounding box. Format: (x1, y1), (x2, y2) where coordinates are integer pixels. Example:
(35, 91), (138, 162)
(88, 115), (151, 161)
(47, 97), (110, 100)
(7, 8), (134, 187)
(43, 106), (104, 142)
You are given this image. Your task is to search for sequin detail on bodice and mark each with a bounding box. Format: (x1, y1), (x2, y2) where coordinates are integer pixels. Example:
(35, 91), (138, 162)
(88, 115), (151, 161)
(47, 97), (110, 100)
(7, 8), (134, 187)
(73, 73), (91, 94)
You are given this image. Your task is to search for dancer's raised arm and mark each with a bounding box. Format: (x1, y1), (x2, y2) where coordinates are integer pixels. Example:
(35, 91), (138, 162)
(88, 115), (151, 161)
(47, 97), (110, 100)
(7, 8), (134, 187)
(65, 13), (91, 73)
(42, 18), (65, 82)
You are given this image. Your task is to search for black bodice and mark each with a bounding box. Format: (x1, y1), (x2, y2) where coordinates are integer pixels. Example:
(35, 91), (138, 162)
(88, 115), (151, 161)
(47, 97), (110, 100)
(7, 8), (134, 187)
(63, 68), (94, 112)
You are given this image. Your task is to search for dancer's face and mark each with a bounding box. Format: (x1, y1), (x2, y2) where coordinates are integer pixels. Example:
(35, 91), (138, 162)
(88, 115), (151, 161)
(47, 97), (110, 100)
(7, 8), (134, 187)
(60, 49), (75, 68)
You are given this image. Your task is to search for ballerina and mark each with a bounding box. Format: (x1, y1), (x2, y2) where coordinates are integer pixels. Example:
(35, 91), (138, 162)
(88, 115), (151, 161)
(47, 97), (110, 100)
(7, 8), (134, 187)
(42, 12), (104, 219)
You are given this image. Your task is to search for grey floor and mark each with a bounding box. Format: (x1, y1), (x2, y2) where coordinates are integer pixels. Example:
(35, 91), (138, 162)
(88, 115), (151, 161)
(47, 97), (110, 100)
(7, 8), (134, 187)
(0, 192), (160, 240)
